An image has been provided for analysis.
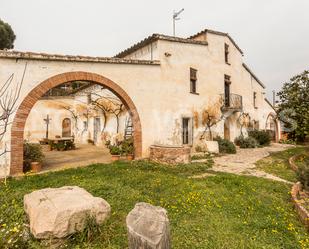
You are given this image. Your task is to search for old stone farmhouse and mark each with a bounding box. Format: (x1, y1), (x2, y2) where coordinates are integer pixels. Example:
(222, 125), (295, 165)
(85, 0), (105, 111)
(0, 28), (280, 176)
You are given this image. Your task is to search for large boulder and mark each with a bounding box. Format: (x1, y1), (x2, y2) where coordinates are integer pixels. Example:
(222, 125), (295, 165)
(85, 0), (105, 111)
(24, 186), (111, 239)
(126, 202), (170, 249)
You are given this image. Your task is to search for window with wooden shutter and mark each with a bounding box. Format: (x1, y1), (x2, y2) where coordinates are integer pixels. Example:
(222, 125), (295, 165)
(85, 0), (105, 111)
(225, 43), (230, 64)
(190, 68), (198, 94)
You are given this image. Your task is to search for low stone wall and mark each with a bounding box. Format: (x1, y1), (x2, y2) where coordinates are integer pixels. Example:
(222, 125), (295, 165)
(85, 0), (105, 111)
(291, 182), (309, 230)
(288, 154), (301, 171)
(149, 145), (191, 164)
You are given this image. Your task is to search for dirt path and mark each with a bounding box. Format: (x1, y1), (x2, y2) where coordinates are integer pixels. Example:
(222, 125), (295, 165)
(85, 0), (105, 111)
(212, 143), (295, 183)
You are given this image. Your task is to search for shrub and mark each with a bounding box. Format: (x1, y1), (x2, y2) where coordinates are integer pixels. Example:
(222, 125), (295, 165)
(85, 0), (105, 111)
(248, 129), (271, 146)
(234, 136), (242, 146)
(121, 138), (134, 155)
(279, 139), (296, 145)
(214, 136), (236, 154)
(235, 136), (258, 148)
(64, 140), (75, 150)
(109, 145), (121, 155)
(297, 164), (309, 191)
(23, 143), (44, 172)
(195, 145), (203, 153)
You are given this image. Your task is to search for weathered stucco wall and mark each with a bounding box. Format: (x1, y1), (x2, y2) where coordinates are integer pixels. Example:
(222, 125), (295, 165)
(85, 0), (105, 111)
(0, 31), (276, 176)
(24, 98), (128, 145)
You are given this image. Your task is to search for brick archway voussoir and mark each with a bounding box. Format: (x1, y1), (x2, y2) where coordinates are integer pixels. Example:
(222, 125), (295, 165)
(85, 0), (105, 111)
(10, 71), (142, 175)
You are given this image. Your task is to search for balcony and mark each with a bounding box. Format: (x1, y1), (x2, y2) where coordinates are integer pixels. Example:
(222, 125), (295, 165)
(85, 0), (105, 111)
(220, 93), (243, 112)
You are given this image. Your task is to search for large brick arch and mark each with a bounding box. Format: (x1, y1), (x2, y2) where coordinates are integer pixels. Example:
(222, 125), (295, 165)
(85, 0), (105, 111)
(10, 71), (142, 175)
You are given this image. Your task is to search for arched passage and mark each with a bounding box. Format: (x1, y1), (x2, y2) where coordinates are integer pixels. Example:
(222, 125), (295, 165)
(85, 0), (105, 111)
(10, 71), (142, 175)
(265, 113), (279, 142)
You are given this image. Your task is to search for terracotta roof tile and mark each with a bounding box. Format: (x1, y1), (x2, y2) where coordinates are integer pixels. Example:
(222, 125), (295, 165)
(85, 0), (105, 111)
(188, 28), (244, 55)
(0, 50), (160, 65)
(115, 34), (208, 58)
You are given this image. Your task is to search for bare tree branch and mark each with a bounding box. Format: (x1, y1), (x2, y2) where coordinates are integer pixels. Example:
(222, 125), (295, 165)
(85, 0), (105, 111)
(0, 63), (27, 160)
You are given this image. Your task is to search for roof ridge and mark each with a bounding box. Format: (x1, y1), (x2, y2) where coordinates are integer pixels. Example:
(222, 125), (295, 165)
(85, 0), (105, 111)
(115, 33), (208, 58)
(188, 28), (243, 55)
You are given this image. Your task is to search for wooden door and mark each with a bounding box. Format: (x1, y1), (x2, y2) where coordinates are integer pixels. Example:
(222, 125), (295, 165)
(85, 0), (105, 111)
(62, 118), (71, 137)
(93, 117), (101, 143)
(224, 119), (230, 141)
(182, 118), (190, 145)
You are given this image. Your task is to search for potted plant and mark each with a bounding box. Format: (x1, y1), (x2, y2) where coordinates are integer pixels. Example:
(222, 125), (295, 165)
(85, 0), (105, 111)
(23, 143), (45, 173)
(109, 145), (121, 161)
(122, 138), (134, 161)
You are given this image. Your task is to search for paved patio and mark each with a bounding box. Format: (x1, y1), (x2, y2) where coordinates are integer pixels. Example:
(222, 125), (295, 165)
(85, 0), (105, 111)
(42, 144), (112, 172)
(213, 143), (295, 183)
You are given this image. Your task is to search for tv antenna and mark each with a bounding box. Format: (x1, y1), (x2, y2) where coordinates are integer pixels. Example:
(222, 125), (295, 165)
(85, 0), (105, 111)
(173, 8), (184, 37)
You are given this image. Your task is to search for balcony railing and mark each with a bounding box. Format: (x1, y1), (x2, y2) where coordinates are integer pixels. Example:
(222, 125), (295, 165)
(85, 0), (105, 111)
(220, 93), (243, 112)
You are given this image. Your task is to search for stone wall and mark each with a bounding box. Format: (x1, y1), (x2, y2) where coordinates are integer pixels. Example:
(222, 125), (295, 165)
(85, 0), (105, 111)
(149, 145), (191, 164)
(291, 182), (309, 230)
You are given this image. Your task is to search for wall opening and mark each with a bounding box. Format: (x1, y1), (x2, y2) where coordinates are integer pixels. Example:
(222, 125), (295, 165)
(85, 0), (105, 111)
(10, 72), (142, 175)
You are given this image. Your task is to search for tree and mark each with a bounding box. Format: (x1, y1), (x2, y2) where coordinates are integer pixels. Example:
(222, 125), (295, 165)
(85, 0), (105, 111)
(200, 99), (223, 140)
(0, 64), (26, 182)
(0, 19), (16, 49)
(237, 112), (251, 137)
(90, 93), (125, 133)
(277, 70), (309, 142)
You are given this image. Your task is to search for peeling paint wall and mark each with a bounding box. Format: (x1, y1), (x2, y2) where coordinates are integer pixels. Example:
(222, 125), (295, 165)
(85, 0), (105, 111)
(0, 32), (276, 175)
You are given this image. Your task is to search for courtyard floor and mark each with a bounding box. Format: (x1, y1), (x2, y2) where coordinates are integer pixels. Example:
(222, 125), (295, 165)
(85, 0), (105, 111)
(42, 144), (112, 172)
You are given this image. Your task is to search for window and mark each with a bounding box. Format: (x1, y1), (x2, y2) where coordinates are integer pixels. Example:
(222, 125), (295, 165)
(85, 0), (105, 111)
(253, 92), (257, 108)
(182, 117), (192, 145)
(182, 118), (189, 144)
(190, 68), (198, 94)
(225, 43), (230, 64)
(224, 75), (231, 107)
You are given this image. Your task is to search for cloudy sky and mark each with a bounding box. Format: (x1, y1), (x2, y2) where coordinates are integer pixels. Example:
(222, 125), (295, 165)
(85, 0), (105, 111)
(0, 0), (308, 100)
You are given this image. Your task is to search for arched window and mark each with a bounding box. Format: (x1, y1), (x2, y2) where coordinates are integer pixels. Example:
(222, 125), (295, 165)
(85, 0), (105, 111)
(62, 118), (71, 137)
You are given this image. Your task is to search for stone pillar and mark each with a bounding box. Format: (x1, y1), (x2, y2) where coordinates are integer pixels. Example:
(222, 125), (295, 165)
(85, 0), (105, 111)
(126, 202), (170, 249)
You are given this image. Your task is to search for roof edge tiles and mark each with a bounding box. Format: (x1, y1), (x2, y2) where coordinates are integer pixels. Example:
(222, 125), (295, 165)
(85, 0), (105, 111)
(0, 50), (160, 65)
(115, 33), (208, 58)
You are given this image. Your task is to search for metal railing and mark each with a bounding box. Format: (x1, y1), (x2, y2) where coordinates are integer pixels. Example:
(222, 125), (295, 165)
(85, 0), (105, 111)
(220, 93), (243, 111)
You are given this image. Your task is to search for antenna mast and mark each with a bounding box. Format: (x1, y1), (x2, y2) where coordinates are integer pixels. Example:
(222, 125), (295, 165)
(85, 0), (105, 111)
(173, 8), (184, 37)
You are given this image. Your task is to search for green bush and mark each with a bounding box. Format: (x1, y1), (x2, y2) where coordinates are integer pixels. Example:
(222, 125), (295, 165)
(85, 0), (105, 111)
(121, 138), (134, 155)
(214, 136), (236, 154)
(248, 129), (271, 146)
(235, 136), (258, 148)
(109, 145), (121, 155)
(23, 143), (44, 172)
(279, 139), (296, 145)
(64, 140), (75, 150)
(297, 164), (309, 191)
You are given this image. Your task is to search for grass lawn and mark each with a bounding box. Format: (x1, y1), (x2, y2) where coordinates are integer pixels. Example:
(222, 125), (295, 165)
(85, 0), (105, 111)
(0, 159), (308, 249)
(255, 146), (308, 183)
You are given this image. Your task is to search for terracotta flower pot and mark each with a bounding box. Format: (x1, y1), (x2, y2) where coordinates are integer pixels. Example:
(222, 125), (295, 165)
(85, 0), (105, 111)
(111, 155), (120, 161)
(31, 162), (42, 173)
(126, 154), (134, 161)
